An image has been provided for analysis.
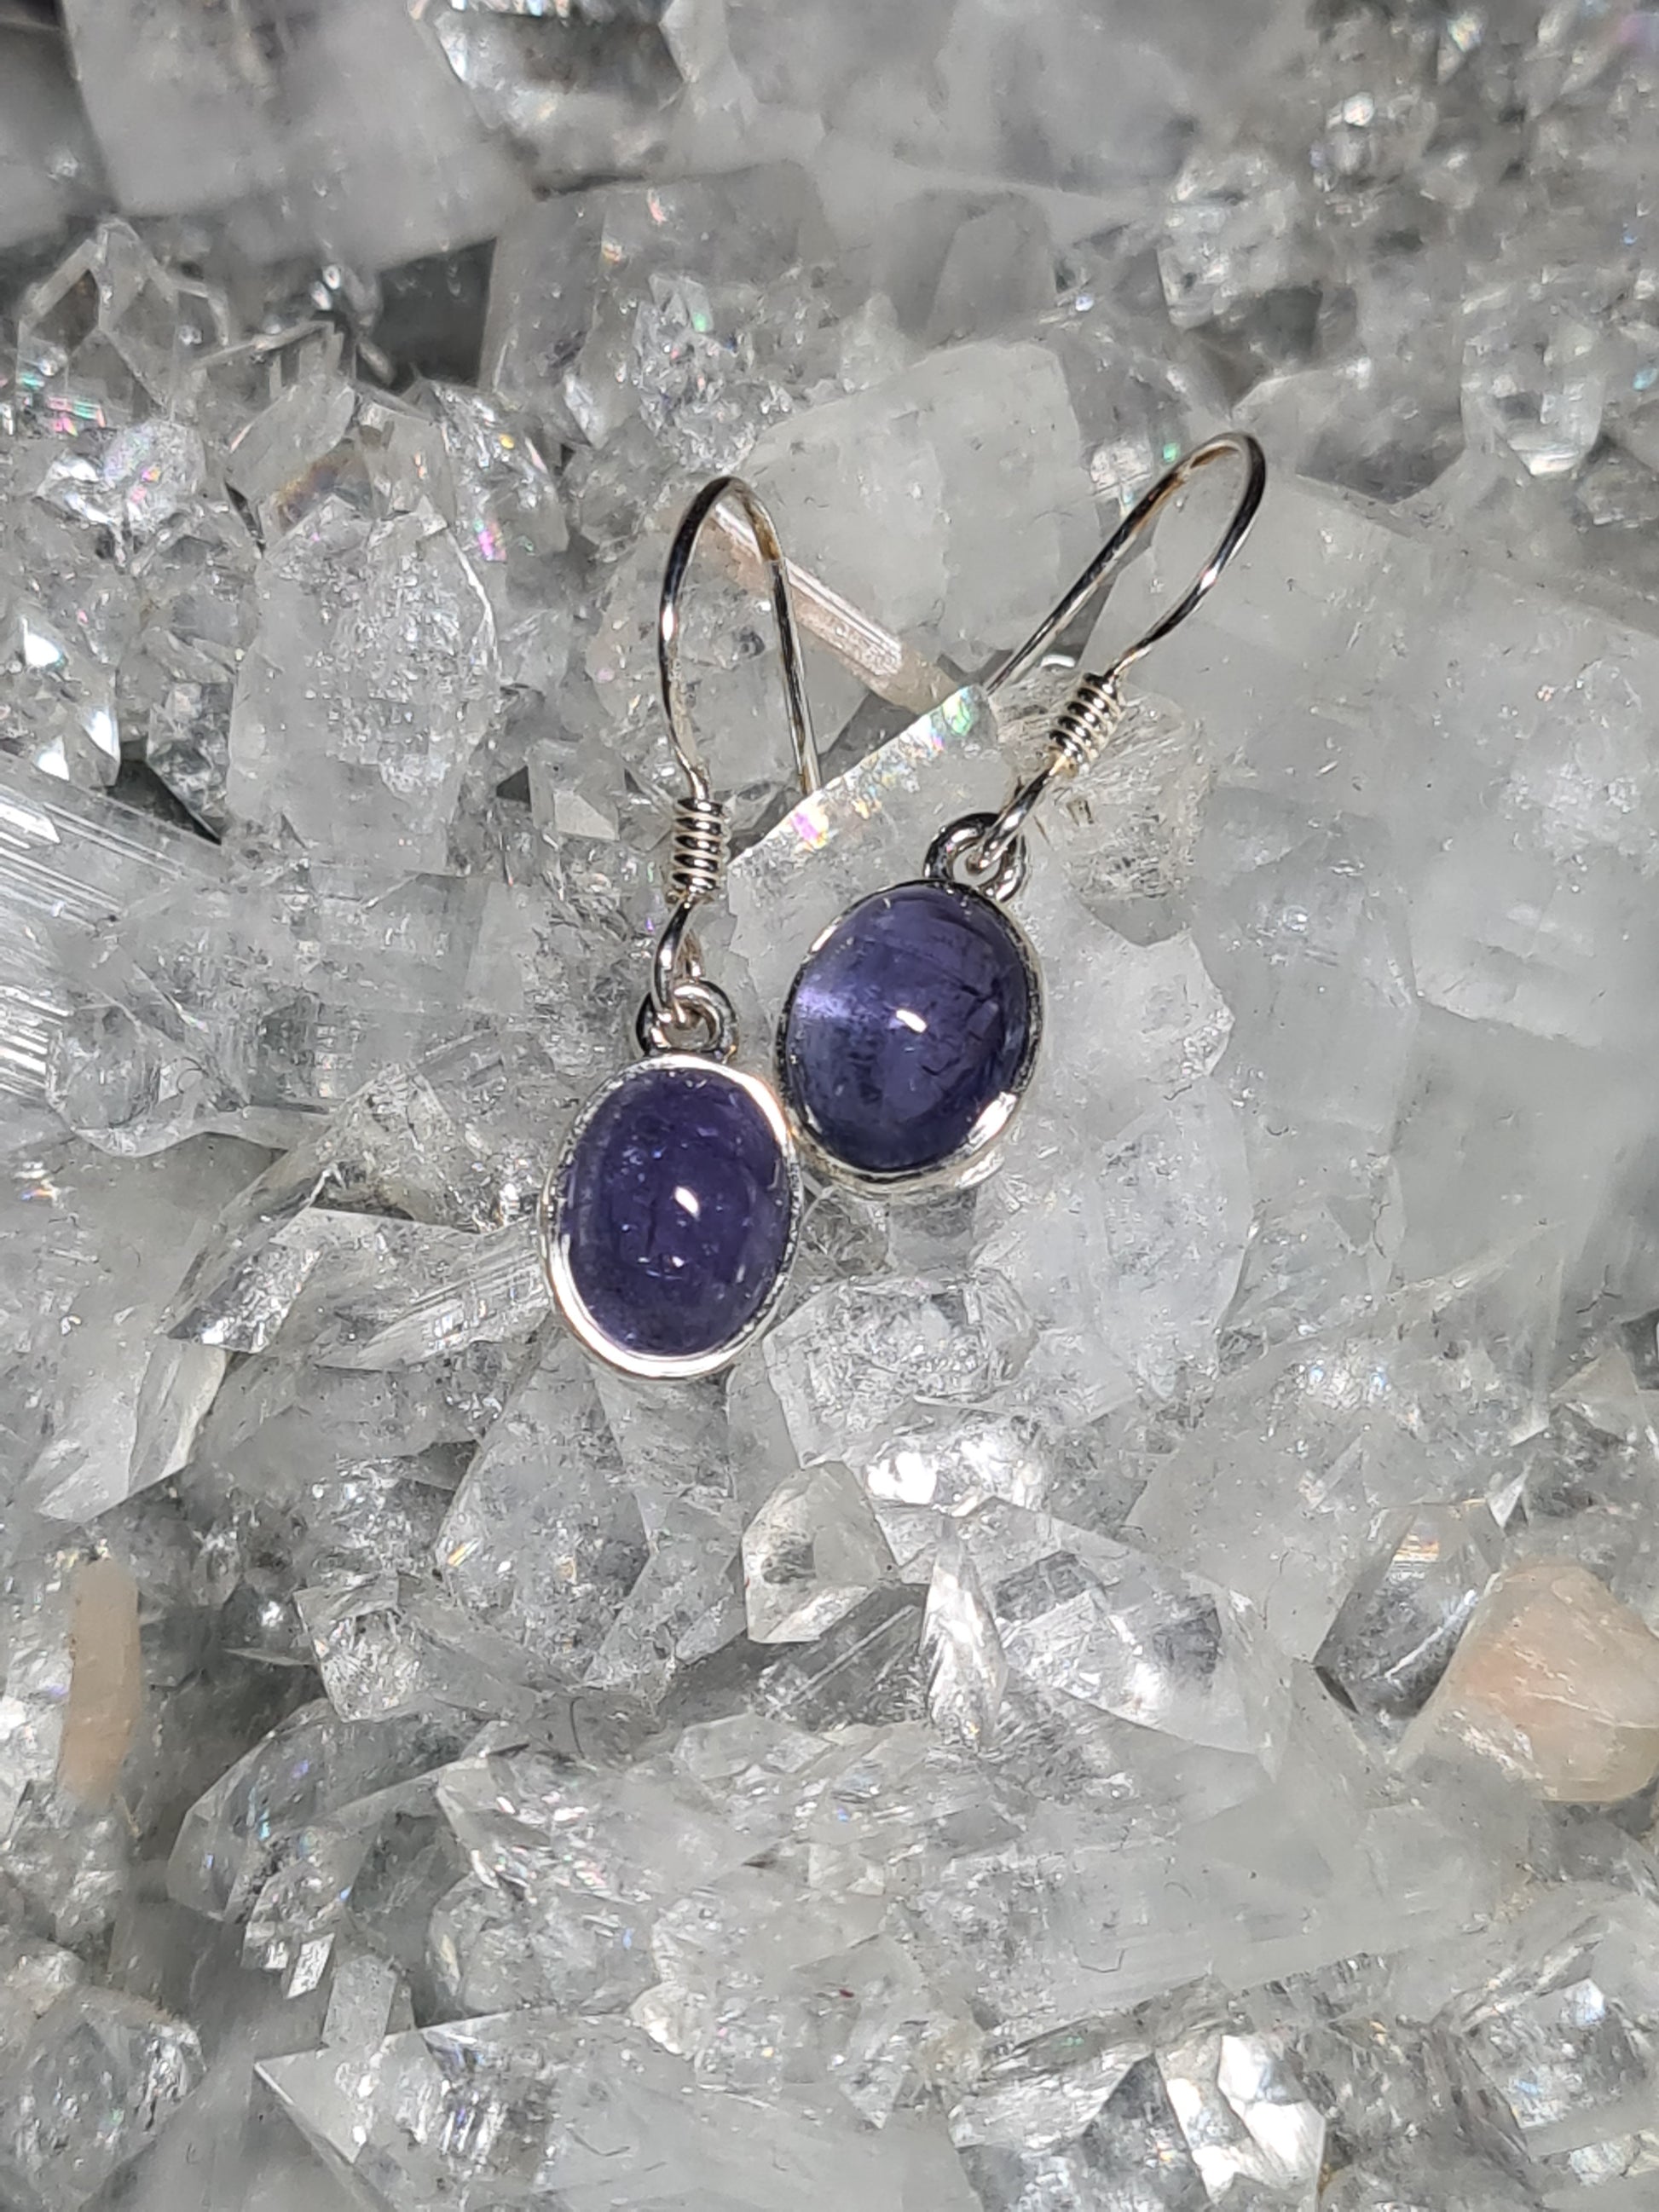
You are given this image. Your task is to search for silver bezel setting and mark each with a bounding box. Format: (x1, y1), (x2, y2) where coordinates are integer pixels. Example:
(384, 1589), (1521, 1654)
(538, 1053), (804, 1381)
(775, 879), (1044, 1200)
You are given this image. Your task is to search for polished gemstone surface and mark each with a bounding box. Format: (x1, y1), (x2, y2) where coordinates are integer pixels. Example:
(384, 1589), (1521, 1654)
(558, 1060), (795, 1363)
(779, 880), (1036, 1179)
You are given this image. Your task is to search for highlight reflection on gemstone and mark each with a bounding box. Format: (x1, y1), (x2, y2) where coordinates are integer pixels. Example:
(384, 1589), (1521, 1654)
(554, 1060), (796, 1366)
(779, 880), (1037, 1181)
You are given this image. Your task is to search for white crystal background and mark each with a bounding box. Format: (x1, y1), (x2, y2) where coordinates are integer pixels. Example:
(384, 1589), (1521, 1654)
(4, 1), (1659, 2207)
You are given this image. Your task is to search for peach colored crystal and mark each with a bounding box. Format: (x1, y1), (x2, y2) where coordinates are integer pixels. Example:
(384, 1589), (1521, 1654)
(1404, 1557), (1659, 1804)
(56, 1556), (142, 1806)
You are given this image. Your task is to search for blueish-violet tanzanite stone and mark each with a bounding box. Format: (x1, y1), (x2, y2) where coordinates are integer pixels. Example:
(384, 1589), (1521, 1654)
(779, 880), (1037, 1179)
(558, 1061), (795, 1363)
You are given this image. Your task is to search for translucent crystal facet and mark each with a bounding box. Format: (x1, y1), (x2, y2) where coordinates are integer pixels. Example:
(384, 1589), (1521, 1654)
(1402, 1559), (1659, 1801)
(742, 1464), (893, 1642)
(260, 2011), (980, 2212)
(3, 1990), (204, 2212)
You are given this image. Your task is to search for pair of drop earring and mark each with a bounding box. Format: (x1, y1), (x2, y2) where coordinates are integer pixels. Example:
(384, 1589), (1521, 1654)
(540, 434), (1267, 1382)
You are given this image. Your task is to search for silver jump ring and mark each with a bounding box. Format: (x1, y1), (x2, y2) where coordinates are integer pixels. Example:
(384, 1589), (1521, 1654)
(926, 813), (1030, 905)
(636, 976), (737, 1063)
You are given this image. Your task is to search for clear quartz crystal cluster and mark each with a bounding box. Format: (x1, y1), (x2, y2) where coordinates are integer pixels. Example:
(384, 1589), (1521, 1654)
(5, 3), (1659, 2209)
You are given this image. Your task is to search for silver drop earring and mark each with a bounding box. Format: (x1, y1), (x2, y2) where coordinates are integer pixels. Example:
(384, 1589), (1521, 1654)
(539, 476), (821, 1378)
(774, 431), (1267, 1197)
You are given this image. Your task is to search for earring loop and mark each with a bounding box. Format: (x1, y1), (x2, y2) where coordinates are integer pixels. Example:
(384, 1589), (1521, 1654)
(650, 476), (822, 1046)
(986, 430), (1266, 698)
(658, 474), (822, 806)
(945, 433), (1265, 890)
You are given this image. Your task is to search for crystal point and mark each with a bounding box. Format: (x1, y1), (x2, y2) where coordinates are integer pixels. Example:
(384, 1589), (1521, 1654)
(742, 1464), (893, 1643)
(1403, 1558), (1659, 1801)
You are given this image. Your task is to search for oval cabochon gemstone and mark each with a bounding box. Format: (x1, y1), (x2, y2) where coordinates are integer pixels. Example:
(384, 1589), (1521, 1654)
(556, 1060), (796, 1366)
(780, 880), (1037, 1180)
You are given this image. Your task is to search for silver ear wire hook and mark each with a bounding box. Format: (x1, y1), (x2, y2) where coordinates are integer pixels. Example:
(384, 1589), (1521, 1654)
(932, 432), (1266, 900)
(987, 430), (1266, 696)
(644, 476), (822, 1059)
(658, 474), (822, 806)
